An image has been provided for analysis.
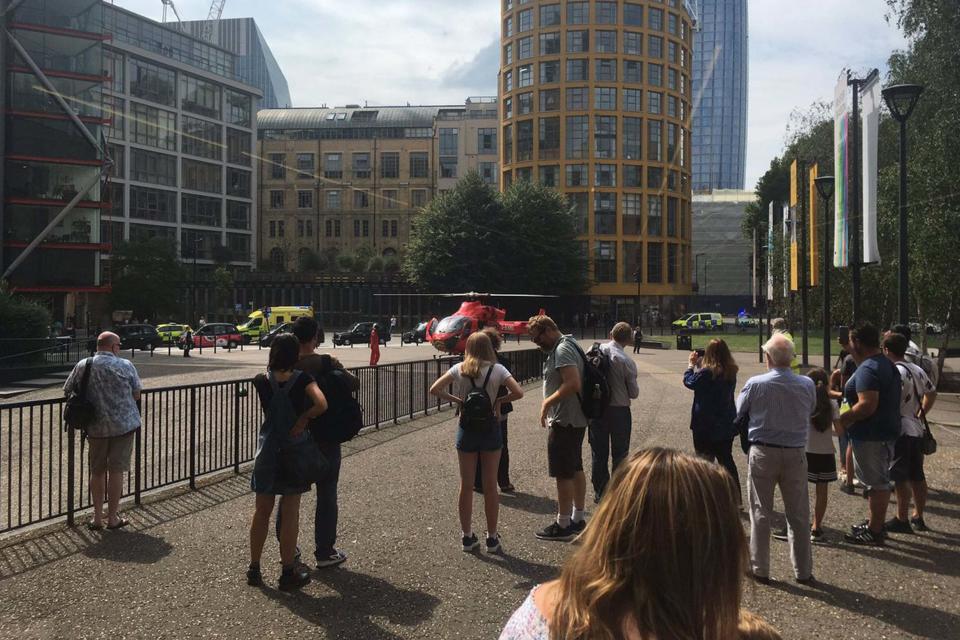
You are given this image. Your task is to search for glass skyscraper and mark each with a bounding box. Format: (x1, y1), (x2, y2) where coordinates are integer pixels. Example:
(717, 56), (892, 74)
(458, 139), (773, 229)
(691, 0), (748, 191)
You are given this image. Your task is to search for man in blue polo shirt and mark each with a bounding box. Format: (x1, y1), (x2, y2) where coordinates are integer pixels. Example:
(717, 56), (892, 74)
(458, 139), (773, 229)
(838, 322), (902, 546)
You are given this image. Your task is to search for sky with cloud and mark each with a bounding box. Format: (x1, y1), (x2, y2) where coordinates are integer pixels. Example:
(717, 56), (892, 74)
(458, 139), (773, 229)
(116, 0), (907, 189)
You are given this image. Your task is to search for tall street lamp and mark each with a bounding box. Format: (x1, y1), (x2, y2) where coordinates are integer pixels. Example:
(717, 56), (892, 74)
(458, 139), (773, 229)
(882, 83), (924, 325)
(815, 175), (835, 370)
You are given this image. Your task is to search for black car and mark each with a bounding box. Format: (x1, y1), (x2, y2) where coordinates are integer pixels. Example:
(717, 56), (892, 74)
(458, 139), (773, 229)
(333, 322), (391, 346)
(113, 324), (164, 351)
(259, 322), (294, 347)
(402, 321), (429, 344)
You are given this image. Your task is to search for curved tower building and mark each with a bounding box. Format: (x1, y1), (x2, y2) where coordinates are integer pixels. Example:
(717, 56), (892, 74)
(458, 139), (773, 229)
(691, 0), (748, 191)
(499, 0), (694, 305)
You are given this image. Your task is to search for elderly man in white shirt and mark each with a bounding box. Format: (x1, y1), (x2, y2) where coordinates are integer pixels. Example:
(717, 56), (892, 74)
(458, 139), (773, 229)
(588, 322), (640, 503)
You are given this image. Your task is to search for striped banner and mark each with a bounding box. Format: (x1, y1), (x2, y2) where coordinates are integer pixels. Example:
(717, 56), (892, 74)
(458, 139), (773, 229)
(834, 72), (850, 267)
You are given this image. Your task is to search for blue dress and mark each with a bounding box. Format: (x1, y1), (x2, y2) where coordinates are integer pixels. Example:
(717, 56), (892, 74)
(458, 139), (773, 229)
(251, 371), (314, 495)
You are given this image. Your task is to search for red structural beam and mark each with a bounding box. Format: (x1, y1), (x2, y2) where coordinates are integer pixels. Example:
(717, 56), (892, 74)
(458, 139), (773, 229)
(11, 284), (112, 293)
(6, 154), (104, 167)
(4, 197), (110, 209)
(7, 110), (110, 125)
(4, 241), (111, 251)
(7, 64), (110, 84)
(8, 22), (112, 42)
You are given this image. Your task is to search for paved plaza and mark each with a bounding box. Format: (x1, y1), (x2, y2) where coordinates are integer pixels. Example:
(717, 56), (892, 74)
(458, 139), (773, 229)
(1, 346), (959, 639)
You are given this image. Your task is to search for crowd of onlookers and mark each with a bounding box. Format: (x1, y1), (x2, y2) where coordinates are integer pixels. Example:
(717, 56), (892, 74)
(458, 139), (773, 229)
(63, 310), (941, 639)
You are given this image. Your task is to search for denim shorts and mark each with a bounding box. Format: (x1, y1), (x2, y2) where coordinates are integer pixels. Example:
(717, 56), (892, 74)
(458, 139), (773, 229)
(456, 417), (502, 452)
(851, 439), (894, 490)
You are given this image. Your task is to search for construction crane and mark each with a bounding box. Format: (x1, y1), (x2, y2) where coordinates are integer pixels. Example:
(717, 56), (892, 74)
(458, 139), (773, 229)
(160, 0), (183, 24)
(201, 0), (227, 43)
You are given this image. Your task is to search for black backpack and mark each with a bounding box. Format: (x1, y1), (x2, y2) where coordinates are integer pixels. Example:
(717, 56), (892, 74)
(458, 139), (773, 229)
(569, 339), (612, 420)
(64, 358), (96, 435)
(461, 366), (495, 431)
(311, 365), (364, 444)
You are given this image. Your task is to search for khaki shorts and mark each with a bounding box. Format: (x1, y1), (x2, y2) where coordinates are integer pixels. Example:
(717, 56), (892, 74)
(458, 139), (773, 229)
(88, 431), (136, 474)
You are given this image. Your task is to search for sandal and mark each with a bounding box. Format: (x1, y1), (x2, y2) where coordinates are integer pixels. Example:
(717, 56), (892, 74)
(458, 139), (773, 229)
(106, 517), (129, 530)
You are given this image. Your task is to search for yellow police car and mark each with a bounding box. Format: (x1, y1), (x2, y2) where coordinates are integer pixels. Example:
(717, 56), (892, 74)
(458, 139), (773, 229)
(157, 323), (191, 344)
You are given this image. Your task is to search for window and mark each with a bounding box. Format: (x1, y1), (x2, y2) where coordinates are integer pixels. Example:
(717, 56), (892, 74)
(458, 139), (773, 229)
(181, 194), (221, 227)
(595, 164), (616, 187)
(569, 192), (589, 233)
(623, 116), (642, 159)
(567, 30), (588, 53)
(504, 70), (513, 93)
(130, 103), (176, 150)
(624, 31), (642, 55)
(668, 68), (679, 91)
(624, 241), (642, 282)
(566, 1), (588, 24)
(325, 190), (341, 210)
(130, 149), (176, 186)
(324, 220), (332, 237)
(565, 164), (588, 187)
(595, 87), (617, 110)
(108, 143), (125, 180)
(648, 196), (662, 235)
(595, 59), (617, 82)
(182, 159), (221, 194)
(380, 152), (399, 178)
(503, 42), (513, 65)
(649, 63), (663, 86)
(623, 164), (642, 188)
(668, 12), (679, 35)
(667, 122), (678, 162)
(668, 41), (678, 64)
(297, 220), (314, 238)
(352, 152), (371, 179)
(565, 115), (588, 159)
(623, 88), (642, 112)
(648, 119), (662, 161)
(667, 197), (678, 237)
(227, 168), (251, 198)
(595, 115), (617, 158)
(129, 186), (175, 222)
(539, 165), (560, 187)
(647, 242), (662, 283)
(410, 152), (429, 177)
(566, 87), (588, 110)
(298, 190), (313, 209)
(181, 116), (221, 160)
(518, 8), (533, 31)
(354, 191), (369, 208)
(623, 194), (642, 233)
(504, 16), (513, 38)
(597, 1), (617, 23)
(649, 7), (664, 31)
(596, 30), (617, 53)
(503, 124), (513, 162)
(595, 241), (616, 283)
(648, 91), (662, 115)
(440, 128), (459, 155)
(595, 193), (617, 234)
(624, 60), (642, 83)
(383, 189), (397, 209)
(269, 154), (285, 179)
(411, 189), (428, 207)
(104, 95), (124, 140)
(504, 96), (513, 119)
(480, 162), (497, 185)
(270, 190), (284, 209)
(667, 244), (678, 283)
(540, 88), (560, 111)
(227, 129), (251, 166)
(647, 166), (663, 189)
(180, 74), (220, 118)
(354, 220), (360, 237)
(104, 49), (124, 93)
(518, 64), (533, 87)
(540, 3), (560, 25)
(227, 201), (250, 230)
(566, 59), (588, 81)
(225, 90), (251, 127)
(539, 116), (560, 157)
(295, 153), (315, 179)
(130, 58), (175, 106)
(624, 3), (643, 26)
(540, 32), (561, 55)
(518, 92), (533, 115)
(324, 153), (342, 179)
(517, 120), (533, 161)
(440, 157), (457, 179)
(472, 130), (495, 157)
(667, 95), (678, 117)
(540, 60), (560, 84)
(518, 36), (533, 60)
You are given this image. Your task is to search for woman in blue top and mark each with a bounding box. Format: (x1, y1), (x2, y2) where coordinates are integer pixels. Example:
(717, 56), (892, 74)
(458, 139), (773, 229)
(683, 339), (740, 499)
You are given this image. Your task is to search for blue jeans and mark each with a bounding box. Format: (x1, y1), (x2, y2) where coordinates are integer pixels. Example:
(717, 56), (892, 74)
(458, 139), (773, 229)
(275, 441), (342, 560)
(588, 407), (632, 499)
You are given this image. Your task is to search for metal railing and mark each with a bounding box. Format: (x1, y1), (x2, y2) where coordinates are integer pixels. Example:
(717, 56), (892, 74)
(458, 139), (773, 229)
(0, 348), (545, 536)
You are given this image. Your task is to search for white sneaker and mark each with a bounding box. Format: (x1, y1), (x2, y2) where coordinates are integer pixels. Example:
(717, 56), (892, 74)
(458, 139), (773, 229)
(316, 549), (348, 568)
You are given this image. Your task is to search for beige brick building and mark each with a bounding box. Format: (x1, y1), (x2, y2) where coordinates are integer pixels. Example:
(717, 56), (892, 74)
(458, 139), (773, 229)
(256, 98), (497, 271)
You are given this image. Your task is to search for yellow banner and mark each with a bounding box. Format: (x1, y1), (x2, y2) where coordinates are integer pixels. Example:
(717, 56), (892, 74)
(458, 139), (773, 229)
(790, 159), (799, 207)
(809, 164), (820, 286)
(789, 159), (799, 291)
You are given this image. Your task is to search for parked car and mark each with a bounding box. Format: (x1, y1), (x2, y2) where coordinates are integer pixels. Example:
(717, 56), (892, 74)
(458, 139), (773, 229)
(157, 323), (191, 344)
(909, 320), (943, 335)
(402, 321), (430, 344)
(735, 313), (759, 332)
(113, 324), (164, 351)
(333, 322), (391, 346)
(259, 322), (293, 347)
(185, 323), (243, 349)
(672, 312), (724, 333)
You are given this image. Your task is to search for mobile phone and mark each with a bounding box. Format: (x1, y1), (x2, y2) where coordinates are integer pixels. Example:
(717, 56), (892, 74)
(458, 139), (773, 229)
(695, 348), (705, 357)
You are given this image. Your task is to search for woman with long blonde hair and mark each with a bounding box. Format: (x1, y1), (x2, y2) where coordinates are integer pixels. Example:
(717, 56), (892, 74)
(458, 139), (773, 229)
(430, 332), (524, 553)
(500, 448), (777, 640)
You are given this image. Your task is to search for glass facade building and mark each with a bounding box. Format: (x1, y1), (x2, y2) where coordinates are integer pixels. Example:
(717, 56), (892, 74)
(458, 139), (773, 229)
(691, 0), (748, 192)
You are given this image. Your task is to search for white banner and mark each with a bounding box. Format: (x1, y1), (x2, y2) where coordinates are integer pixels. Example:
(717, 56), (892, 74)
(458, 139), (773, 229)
(862, 75), (881, 264)
(767, 201), (774, 301)
(783, 203), (790, 298)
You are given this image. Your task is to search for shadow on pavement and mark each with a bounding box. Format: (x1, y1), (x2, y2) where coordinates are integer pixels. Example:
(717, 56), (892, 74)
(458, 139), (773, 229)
(81, 530), (173, 564)
(474, 550), (558, 590)
(262, 568), (441, 639)
(837, 530), (960, 578)
(771, 577), (960, 638)
(500, 491), (557, 516)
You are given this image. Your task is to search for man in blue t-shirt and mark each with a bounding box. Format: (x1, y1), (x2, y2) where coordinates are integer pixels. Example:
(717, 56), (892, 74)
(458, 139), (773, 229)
(837, 322), (902, 545)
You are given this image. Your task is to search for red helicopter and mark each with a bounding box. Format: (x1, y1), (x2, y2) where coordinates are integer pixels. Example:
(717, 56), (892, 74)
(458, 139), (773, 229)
(380, 292), (553, 354)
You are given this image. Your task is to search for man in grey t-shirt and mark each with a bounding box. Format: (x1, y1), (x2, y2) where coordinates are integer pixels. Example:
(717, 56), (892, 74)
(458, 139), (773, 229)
(528, 315), (586, 542)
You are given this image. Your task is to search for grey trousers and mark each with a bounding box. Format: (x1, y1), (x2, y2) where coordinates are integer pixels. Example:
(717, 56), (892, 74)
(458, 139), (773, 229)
(747, 444), (813, 580)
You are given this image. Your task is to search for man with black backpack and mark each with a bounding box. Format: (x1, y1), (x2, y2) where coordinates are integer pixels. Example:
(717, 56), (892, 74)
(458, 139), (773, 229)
(275, 316), (360, 569)
(528, 315), (588, 542)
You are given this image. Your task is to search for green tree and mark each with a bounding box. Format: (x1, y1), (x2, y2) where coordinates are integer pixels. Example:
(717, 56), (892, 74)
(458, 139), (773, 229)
(367, 256), (384, 273)
(0, 283), (51, 358)
(109, 238), (184, 320)
(211, 266), (234, 309)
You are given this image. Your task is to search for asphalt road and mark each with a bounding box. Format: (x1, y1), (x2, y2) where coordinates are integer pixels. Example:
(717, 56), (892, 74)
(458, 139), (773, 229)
(0, 348), (958, 639)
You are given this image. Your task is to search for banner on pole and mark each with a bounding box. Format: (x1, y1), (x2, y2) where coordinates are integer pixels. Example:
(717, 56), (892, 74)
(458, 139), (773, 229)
(783, 203), (790, 298)
(752, 228), (757, 308)
(809, 163), (820, 286)
(862, 74), (881, 265)
(789, 160), (800, 291)
(834, 71), (850, 267)
(767, 201), (774, 301)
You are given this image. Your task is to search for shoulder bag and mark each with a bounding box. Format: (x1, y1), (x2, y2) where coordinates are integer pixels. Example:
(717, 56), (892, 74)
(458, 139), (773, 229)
(896, 363), (936, 456)
(64, 358), (96, 433)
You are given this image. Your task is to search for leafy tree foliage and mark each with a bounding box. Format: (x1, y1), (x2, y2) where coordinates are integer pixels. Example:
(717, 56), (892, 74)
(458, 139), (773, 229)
(109, 238), (183, 320)
(403, 172), (588, 294)
(0, 283), (51, 358)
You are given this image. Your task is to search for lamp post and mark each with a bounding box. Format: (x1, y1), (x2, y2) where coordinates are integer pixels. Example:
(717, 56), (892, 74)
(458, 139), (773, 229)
(815, 175), (835, 370)
(882, 83), (924, 326)
(694, 252), (705, 295)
